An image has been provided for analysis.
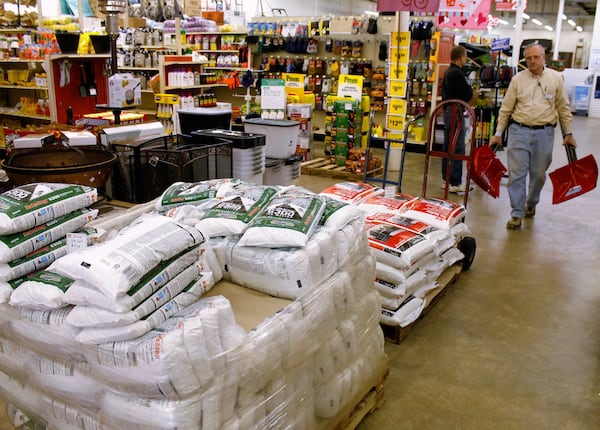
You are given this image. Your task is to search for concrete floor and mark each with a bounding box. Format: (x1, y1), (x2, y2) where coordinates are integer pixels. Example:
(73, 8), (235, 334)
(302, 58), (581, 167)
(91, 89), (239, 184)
(0, 115), (599, 429)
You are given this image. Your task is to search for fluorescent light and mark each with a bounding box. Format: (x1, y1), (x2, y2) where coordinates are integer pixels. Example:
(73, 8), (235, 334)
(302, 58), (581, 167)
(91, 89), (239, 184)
(576, 25), (583, 32)
(568, 19), (576, 27)
(562, 14), (567, 20)
(364, 10), (379, 17)
(544, 25), (553, 31)
(497, 18), (509, 25)
(522, 13), (530, 19)
(531, 18), (543, 25)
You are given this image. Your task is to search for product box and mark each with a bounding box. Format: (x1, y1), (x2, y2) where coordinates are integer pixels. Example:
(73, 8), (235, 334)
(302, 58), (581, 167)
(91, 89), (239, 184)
(108, 73), (141, 108)
(202, 11), (224, 25)
(99, 121), (165, 146)
(61, 130), (97, 146)
(12, 133), (55, 149)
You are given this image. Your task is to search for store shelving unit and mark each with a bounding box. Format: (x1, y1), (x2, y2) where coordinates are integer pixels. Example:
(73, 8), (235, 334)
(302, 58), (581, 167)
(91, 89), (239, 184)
(0, 58), (51, 125)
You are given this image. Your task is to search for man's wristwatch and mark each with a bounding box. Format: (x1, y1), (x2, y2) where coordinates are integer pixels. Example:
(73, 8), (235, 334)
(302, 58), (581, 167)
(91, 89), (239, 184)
(563, 132), (573, 138)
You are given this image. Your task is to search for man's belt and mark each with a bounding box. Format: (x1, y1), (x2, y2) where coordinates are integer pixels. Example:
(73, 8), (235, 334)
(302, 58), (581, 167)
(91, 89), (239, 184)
(511, 120), (556, 129)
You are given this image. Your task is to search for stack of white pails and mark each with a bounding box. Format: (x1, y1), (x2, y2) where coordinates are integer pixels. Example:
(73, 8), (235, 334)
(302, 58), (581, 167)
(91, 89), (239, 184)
(244, 118), (301, 186)
(192, 129), (266, 184)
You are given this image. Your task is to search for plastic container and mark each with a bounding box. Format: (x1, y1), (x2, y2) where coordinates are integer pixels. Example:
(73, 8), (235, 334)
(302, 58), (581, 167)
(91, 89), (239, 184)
(193, 129), (266, 184)
(89, 35), (111, 54)
(54, 32), (80, 54)
(263, 155), (302, 186)
(178, 102), (232, 135)
(243, 118), (300, 158)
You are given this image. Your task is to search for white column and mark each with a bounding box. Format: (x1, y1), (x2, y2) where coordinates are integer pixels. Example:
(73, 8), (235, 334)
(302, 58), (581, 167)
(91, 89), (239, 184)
(512, 0), (525, 66)
(553, 0), (565, 61)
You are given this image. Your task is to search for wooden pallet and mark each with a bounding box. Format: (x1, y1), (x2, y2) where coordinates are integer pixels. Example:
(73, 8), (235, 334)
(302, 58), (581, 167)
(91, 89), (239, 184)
(381, 264), (462, 344)
(301, 157), (383, 181)
(332, 365), (389, 430)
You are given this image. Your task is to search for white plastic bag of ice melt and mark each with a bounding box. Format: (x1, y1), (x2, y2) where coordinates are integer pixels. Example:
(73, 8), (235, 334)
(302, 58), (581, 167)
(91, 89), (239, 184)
(365, 219), (435, 269)
(357, 193), (416, 216)
(100, 390), (203, 430)
(26, 357), (103, 410)
(400, 197), (466, 230)
(227, 227), (338, 299)
(380, 295), (425, 327)
(49, 213), (205, 298)
(318, 196), (364, 230)
(10, 306), (85, 361)
(162, 204), (205, 227)
(0, 208), (99, 264)
(85, 324), (203, 399)
(66, 262), (203, 328)
(319, 181), (383, 204)
(155, 179), (239, 212)
(0, 277), (23, 303)
(63, 244), (202, 311)
(75, 288), (200, 343)
(238, 186), (326, 248)
(39, 393), (100, 430)
(196, 184), (278, 238)
(0, 183), (98, 235)
(10, 270), (75, 310)
(0, 227), (101, 282)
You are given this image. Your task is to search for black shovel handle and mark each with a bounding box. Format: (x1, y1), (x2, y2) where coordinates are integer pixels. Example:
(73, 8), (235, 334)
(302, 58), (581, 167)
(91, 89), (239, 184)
(565, 144), (577, 164)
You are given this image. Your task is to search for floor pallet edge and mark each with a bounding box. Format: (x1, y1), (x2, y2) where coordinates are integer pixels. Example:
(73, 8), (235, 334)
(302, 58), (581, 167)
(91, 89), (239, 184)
(301, 157), (383, 181)
(333, 365), (389, 430)
(381, 264), (462, 344)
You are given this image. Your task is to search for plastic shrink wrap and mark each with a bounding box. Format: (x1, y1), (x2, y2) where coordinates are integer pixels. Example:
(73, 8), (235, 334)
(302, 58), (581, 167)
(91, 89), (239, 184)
(0, 180), (388, 430)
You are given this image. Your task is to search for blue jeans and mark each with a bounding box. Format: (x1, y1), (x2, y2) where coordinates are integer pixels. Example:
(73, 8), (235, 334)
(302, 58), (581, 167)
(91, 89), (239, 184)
(506, 123), (554, 218)
(442, 110), (466, 186)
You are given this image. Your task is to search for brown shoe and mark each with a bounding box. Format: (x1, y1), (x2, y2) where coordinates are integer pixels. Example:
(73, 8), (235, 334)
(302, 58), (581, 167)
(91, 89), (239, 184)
(506, 217), (522, 229)
(525, 206), (535, 218)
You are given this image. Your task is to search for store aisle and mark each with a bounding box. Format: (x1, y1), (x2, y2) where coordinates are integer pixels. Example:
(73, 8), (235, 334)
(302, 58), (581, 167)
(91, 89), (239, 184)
(298, 115), (600, 429)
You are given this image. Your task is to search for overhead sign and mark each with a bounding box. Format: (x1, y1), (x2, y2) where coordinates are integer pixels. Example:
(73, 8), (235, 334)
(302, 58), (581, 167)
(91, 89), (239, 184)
(492, 37), (511, 51)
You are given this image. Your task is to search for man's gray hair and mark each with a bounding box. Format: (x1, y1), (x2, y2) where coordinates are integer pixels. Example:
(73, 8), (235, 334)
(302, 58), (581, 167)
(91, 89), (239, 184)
(523, 42), (546, 54)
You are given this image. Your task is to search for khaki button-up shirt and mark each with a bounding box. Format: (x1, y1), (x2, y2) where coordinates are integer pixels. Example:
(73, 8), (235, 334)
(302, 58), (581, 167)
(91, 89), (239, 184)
(496, 67), (573, 135)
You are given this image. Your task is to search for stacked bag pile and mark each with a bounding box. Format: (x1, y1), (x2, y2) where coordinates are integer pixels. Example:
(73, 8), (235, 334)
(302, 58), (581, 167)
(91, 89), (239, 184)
(0, 183), (101, 305)
(320, 182), (469, 328)
(0, 178), (388, 429)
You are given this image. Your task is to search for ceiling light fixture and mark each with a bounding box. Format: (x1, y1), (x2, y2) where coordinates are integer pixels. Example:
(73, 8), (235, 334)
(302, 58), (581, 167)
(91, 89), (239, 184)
(576, 25), (583, 32)
(497, 18), (509, 25)
(567, 19), (576, 27)
(561, 14), (567, 20)
(544, 25), (553, 31)
(531, 18), (543, 26)
(522, 13), (530, 19)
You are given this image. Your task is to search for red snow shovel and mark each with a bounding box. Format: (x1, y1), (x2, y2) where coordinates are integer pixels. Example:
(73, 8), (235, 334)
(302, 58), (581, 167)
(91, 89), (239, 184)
(470, 144), (507, 198)
(549, 144), (598, 204)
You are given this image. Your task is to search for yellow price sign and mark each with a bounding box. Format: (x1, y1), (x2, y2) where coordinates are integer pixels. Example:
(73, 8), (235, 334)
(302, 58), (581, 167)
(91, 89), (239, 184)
(388, 80), (407, 98)
(389, 47), (409, 64)
(387, 114), (406, 132)
(386, 132), (405, 149)
(388, 99), (407, 116)
(388, 63), (408, 81)
(390, 32), (410, 48)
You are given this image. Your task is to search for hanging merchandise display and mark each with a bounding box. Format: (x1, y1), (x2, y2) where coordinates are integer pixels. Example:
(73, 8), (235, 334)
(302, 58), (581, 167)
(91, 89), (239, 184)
(437, 0), (492, 30)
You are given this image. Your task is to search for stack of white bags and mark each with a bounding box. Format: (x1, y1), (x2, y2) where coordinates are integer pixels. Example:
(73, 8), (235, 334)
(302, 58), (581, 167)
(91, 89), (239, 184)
(320, 182), (469, 328)
(0, 179), (388, 430)
(0, 183), (100, 304)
